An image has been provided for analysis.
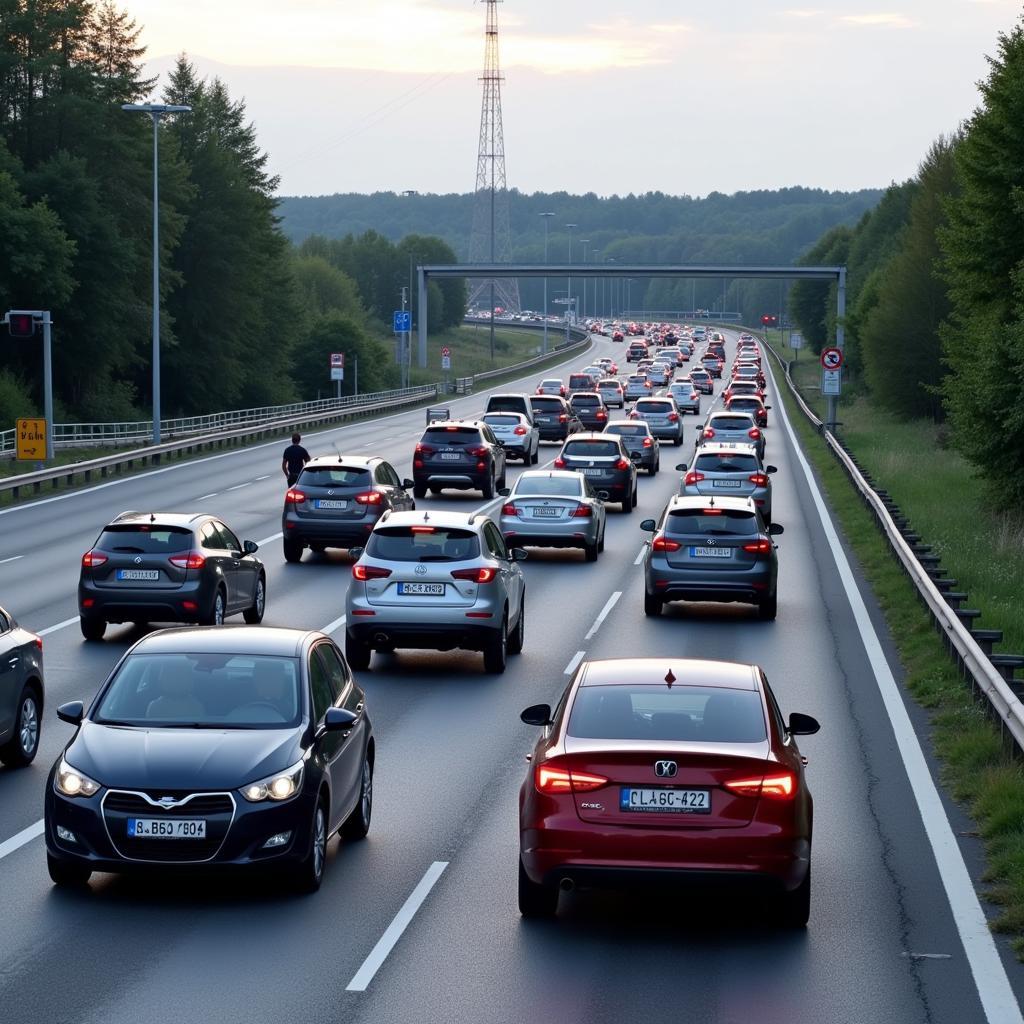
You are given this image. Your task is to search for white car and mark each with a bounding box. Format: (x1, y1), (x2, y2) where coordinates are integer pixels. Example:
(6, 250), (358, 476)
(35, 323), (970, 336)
(536, 378), (565, 397)
(482, 412), (540, 464)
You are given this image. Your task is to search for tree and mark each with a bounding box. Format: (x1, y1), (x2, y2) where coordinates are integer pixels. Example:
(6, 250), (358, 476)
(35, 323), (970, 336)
(290, 311), (396, 399)
(788, 225), (851, 353)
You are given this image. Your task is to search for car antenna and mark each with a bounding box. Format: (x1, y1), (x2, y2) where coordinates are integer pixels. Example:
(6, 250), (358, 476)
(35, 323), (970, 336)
(422, 511), (430, 522)
(664, 669), (675, 689)
(149, 513), (156, 522)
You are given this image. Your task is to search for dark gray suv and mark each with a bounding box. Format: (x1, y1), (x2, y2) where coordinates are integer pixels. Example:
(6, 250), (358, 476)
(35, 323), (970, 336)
(0, 605), (43, 767)
(555, 433), (639, 512)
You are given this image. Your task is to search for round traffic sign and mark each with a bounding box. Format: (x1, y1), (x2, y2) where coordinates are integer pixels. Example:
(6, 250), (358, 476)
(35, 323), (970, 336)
(821, 347), (843, 370)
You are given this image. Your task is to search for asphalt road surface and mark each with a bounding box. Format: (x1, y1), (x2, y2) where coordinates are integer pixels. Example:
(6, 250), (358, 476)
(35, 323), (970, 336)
(0, 331), (1020, 1024)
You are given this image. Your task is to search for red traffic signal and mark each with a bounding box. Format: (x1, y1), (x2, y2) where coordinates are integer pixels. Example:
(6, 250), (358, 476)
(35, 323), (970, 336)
(7, 312), (36, 338)
(760, 314), (778, 326)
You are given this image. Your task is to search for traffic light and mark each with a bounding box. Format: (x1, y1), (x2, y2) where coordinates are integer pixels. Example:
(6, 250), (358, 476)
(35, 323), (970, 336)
(760, 314), (778, 327)
(6, 312), (36, 338)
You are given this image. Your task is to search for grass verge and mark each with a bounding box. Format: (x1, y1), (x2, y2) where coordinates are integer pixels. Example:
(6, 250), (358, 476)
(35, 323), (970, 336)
(408, 324), (561, 385)
(769, 342), (1024, 955)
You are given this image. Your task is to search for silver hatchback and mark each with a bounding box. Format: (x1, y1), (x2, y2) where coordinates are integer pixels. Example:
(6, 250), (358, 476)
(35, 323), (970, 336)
(665, 380), (701, 416)
(698, 411), (765, 460)
(346, 510), (527, 674)
(677, 443), (777, 524)
(631, 396), (684, 446)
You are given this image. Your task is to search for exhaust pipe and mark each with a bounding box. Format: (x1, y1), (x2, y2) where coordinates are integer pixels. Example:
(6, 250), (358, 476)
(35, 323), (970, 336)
(373, 633), (389, 646)
(559, 877), (575, 893)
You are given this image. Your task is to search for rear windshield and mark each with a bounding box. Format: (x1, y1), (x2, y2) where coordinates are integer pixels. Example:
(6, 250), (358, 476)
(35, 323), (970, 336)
(298, 467), (371, 487)
(540, 380), (561, 387)
(422, 427), (481, 445)
(598, 380), (620, 388)
(710, 416), (754, 431)
(97, 525), (192, 554)
(531, 397), (564, 411)
(693, 453), (759, 473)
(735, 367), (759, 376)
(483, 414), (522, 426)
(728, 399), (761, 410)
(605, 424), (649, 436)
(702, 355), (720, 362)
(563, 440), (620, 458)
(691, 369), (709, 377)
(513, 475), (582, 497)
(636, 401), (673, 414)
(627, 375), (646, 384)
(567, 684), (766, 743)
(571, 395), (601, 407)
(665, 509), (757, 536)
(569, 375), (592, 385)
(486, 397), (528, 413)
(366, 526), (480, 562)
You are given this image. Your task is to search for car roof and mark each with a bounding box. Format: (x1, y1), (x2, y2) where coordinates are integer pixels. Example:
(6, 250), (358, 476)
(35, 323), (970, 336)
(708, 410), (756, 421)
(131, 625), (314, 658)
(378, 509), (489, 531)
(667, 494), (757, 513)
(422, 419), (485, 430)
(304, 455), (376, 468)
(108, 512), (208, 528)
(566, 431), (622, 442)
(695, 442), (759, 455)
(577, 657), (759, 691)
(483, 410), (528, 420)
(605, 419), (651, 430)
(515, 469), (584, 484)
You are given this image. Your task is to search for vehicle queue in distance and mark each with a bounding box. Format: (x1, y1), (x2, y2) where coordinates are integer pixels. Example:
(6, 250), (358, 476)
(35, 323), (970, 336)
(16, 321), (817, 929)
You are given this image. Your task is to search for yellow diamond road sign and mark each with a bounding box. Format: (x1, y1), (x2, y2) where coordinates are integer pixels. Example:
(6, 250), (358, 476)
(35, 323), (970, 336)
(16, 417), (47, 461)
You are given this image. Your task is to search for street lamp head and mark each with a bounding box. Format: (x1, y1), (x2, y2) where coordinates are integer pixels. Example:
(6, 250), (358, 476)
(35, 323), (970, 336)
(539, 211), (554, 218)
(122, 103), (192, 114)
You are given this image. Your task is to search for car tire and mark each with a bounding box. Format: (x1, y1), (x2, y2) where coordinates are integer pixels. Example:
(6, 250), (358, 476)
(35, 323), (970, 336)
(649, 459), (659, 476)
(294, 799), (328, 894)
(673, 435), (682, 447)
(346, 633), (372, 671)
(779, 866), (811, 928)
(482, 474), (495, 501)
(283, 539), (304, 563)
(758, 592), (778, 621)
(47, 853), (91, 888)
(598, 528), (605, 553)
(482, 615), (508, 674)
(243, 574), (266, 624)
(341, 754), (373, 841)
(413, 482), (427, 499)
(79, 615), (105, 642)
(621, 489), (633, 514)
(518, 857), (558, 918)
(202, 588), (226, 627)
(584, 537), (599, 562)
(644, 591), (663, 617)
(0, 684), (41, 767)
(508, 597), (525, 655)
(531, 445), (539, 465)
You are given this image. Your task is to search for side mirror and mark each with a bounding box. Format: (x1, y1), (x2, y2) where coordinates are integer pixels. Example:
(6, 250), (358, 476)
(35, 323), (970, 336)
(788, 712), (820, 736)
(596, 490), (610, 501)
(349, 546), (365, 560)
(520, 703), (553, 726)
(243, 540), (259, 555)
(768, 522), (784, 536)
(765, 405), (772, 410)
(497, 487), (511, 497)
(766, 465), (778, 474)
(402, 478), (415, 489)
(57, 701), (84, 726)
(510, 548), (529, 562)
(323, 707), (359, 732)
(640, 518), (657, 532)
(675, 464), (687, 472)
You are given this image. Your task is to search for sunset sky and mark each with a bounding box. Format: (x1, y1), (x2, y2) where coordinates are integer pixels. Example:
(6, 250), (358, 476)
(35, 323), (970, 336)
(122, 0), (1023, 197)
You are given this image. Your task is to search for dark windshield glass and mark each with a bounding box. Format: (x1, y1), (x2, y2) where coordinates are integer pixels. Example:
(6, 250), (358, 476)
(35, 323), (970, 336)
(666, 510), (757, 535)
(95, 653), (302, 728)
(298, 467), (371, 487)
(563, 440), (619, 458)
(366, 526), (480, 562)
(637, 402), (672, 414)
(423, 427), (481, 445)
(694, 453), (759, 473)
(729, 399), (761, 411)
(483, 414), (522, 426)
(710, 417), (754, 431)
(513, 476), (582, 497)
(605, 424), (648, 437)
(571, 395), (601, 407)
(97, 526), (192, 554)
(487, 397), (528, 413)
(567, 684), (766, 742)
(531, 397), (564, 410)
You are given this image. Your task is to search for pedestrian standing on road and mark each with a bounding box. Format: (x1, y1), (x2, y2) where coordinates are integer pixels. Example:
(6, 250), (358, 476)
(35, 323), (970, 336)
(282, 433), (310, 487)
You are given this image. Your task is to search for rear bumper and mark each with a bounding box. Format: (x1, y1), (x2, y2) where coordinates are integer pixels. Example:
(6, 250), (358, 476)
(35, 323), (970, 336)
(78, 580), (207, 623)
(501, 519), (600, 547)
(282, 513), (377, 546)
(647, 562), (775, 604)
(414, 471), (490, 491)
(347, 622), (500, 652)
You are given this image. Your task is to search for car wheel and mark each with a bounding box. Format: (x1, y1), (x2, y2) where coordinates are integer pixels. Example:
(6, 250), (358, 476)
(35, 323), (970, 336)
(413, 482), (427, 499)
(242, 574), (266, 624)
(482, 473), (495, 500)
(47, 853), (91, 888)
(531, 445), (539, 465)
(644, 591), (663, 617)
(341, 754), (373, 841)
(758, 592), (778, 621)
(648, 459), (659, 476)
(584, 539), (598, 562)
(598, 527), (605, 553)
(294, 799), (328, 894)
(79, 615), (105, 642)
(202, 588), (226, 627)
(346, 632), (372, 671)
(779, 865), (811, 928)
(673, 435), (682, 447)
(482, 615), (508, 674)
(0, 685), (41, 767)
(621, 489), (633, 514)
(518, 857), (558, 917)
(508, 596), (525, 654)
(283, 538), (304, 563)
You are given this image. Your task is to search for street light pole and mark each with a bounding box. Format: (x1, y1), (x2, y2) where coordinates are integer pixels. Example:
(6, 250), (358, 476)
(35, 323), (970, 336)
(606, 258), (616, 316)
(122, 102), (191, 446)
(566, 224), (577, 326)
(579, 240), (589, 319)
(540, 212), (554, 354)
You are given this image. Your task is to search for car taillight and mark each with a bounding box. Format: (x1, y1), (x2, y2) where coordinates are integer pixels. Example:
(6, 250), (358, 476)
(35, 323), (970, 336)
(353, 564), (392, 581)
(169, 552), (206, 570)
(615, 458), (630, 471)
(285, 489), (306, 504)
(667, 412), (679, 422)
(355, 491), (383, 505)
(628, 411), (639, 419)
(642, 437), (653, 448)
(596, 410), (607, 420)
(467, 446), (488, 457)
(81, 550), (108, 568)
(748, 473), (769, 487)
(536, 388), (543, 394)
(748, 428), (761, 440)
(513, 425), (529, 436)
(570, 504), (592, 518)
(724, 772), (796, 799)
(703, 427), (715, 438)
(684, 470), (704, 485)
(502, 503), (518, 516)
(690, 392), (698, 400)
(535, 764), (608, 794)
(558, 414), (568, 422)
(742, 538), (772, 555)
(31, 635), (42, 651)
(651, 535), (681, 552)
(554, 457), (567, 468)
(451, 566), (497, 584)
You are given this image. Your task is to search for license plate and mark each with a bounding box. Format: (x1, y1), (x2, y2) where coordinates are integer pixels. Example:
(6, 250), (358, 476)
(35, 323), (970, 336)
(619, 788), (711, 813)
(713, 479), (742, 488)
(691, 547), (732, 558)
(127, 818), (207, 838)
(531, 507), (560, 517)
(315, 499), (348, 509)
(398, 582), (445, 596)
(117, 569), (159, 581)
(439, 452), (462, 461)
(582, 468), (604, 476)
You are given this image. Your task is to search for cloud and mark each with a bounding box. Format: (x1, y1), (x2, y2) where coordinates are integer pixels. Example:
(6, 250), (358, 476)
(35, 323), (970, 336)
(780, 9), (826, 17)
(838, 12), (915, 27)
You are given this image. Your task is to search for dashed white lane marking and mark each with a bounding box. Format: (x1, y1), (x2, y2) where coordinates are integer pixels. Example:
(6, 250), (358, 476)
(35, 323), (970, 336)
(0, 555), (24, 564)
(320, 613), (347, 635)
(255, 532), (283, 547)
(227, 482), (252, 491)
(584, 591), (622, 641)
(196, 493), (218, 500)
(0, 821), (44, 862)
(346, 861), (449, 992)
(564, 650), (586, 675)
(633, 545), (646, 566)
(255, 475), (271, 481)
(38, 617), (78, 637)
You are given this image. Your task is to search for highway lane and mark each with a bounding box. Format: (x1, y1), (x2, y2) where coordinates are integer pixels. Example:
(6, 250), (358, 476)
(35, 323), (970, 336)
(0, 329), (1018, 1024)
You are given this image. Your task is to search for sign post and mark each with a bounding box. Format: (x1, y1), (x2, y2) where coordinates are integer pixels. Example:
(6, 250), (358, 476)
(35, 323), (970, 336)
(329, 352), (344, 398)
(790, 331), (803, 360)
(5, 309), (53, 462)
(16, 417), (47, 461)
(820, 346), (843, 428)
(394, 304), (411, 388)
(440, 345), (451, 393)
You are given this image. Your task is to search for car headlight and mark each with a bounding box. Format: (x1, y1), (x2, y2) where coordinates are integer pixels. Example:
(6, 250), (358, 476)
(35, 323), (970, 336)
(55, 759), (102, 798)
(241, 760), (304, 803)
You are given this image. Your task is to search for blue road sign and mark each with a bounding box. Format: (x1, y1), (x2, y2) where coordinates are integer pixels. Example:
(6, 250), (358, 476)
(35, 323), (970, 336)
(393, 310), (411, 333)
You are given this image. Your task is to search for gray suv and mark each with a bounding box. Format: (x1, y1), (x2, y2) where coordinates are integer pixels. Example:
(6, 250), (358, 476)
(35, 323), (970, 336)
(555, 433), (639, 512)
(345, 510), (528, 674)
(631, 396), (684, 446)
(678, 443), (777, 523)
(0, 605), (43, 767)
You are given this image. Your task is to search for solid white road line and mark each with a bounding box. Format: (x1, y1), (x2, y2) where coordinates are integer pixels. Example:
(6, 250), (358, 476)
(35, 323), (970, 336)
(38, 617), (78, 637)
(0, 555), (24, 564)
(320, 613), (347, 635)
(346, 861), (449, 992)
(0, 820), (44, 862)
(771, 358), (1024, 1024)
(584, 591), (622, 641)
(255, 531), (283, 547)
(564, 650), (586, 676)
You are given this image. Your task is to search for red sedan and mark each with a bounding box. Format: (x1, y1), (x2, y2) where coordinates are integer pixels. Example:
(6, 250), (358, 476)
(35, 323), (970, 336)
(518, 657), (818, 924)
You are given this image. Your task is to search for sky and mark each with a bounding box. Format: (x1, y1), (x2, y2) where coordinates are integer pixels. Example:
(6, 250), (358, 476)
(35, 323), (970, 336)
(122, 0), (1024, 198)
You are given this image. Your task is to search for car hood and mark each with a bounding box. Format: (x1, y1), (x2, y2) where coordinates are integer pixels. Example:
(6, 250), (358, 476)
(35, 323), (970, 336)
(67, 721), (305, 791)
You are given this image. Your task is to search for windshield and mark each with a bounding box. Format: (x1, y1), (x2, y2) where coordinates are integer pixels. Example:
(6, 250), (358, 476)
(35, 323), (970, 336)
(97, 525), (192, 555)
(513, 475), (583, 497)
(531, 397), (564, 411)
(94, 653), (302, 728)
(366, 526), (480, 562)
(605, 424), (648, 437)
(483, 414), (522, 426)
(423, 427), (481, 445)
(710, 416), (755, 431)
(563, 440), (619, 458)
(666, 509), (758, 536)
(567, 684), (766, 742)
(694, 453), (759, 473)
(298, 467), (371, 487)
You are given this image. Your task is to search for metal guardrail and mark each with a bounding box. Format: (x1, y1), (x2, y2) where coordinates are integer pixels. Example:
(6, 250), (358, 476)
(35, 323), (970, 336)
(761, 335), (1024, 751)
